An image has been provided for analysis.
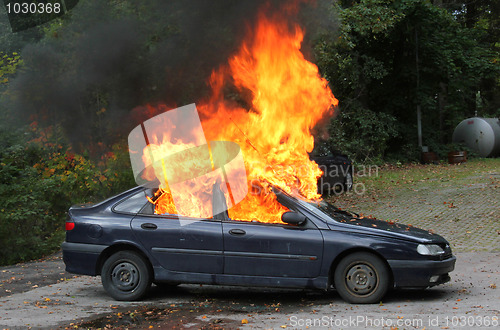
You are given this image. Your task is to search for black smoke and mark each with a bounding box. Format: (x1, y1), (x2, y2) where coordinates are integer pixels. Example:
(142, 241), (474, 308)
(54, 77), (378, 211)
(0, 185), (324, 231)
(2, 0), (337, 152)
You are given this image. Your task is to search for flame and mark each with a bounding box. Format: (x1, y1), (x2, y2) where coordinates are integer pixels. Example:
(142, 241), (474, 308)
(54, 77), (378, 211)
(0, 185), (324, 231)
(141, 7), (338, 223)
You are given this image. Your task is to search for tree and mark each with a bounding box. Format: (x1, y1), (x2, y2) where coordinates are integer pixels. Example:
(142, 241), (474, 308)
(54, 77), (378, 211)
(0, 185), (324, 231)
(315, 0), (499, 161)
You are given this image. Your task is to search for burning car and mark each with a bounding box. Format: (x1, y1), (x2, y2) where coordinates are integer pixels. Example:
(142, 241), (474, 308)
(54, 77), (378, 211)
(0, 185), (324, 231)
(63, 6), (455, 304)
(62, 184), (456, 304)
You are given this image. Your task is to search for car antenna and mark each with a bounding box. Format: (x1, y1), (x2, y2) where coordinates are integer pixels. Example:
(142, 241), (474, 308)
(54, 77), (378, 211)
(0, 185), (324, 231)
(228, 116), (261, 154)
(228, 116), (278, 177)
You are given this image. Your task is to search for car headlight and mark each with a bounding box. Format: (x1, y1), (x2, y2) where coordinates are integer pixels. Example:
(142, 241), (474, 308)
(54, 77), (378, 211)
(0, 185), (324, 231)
(417, 244), (445, 256)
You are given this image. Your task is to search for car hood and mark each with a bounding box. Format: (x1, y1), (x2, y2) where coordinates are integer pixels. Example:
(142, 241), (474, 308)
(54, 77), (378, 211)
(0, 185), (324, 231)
(328, 216), (448, 243)
(273, 185), (448, 244)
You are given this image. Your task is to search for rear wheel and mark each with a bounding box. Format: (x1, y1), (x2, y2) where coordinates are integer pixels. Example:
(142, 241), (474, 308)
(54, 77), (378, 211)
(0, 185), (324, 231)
(334, 252), (390, 304)
(101, 251), (152, 301)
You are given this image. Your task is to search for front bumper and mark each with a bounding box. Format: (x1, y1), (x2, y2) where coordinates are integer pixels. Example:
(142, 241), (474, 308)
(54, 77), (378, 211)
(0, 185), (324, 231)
(62, 242), (108, 276)
(388, 255), (456, 288)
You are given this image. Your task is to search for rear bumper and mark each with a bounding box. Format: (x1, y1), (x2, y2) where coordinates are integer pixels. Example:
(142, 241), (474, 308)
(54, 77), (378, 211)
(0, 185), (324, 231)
(62, 242), (108, 276)
(389, 255), (456, 288)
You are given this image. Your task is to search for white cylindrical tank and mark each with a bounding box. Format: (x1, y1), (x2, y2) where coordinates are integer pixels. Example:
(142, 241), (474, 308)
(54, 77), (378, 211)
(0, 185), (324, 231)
(452, 117), (500, 157)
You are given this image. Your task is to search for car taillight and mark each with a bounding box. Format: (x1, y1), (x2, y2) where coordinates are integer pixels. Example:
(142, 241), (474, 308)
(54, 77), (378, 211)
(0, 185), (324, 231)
(66, 222), (75, 231)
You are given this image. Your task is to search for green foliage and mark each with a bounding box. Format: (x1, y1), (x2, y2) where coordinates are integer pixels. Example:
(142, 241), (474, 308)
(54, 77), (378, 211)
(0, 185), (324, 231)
(0, 52), (23, 86)
(328, 104), (398, 163)
(0, 123), (134, 265)
(315, 0), (500, 162)
(340, 0), (405, 37)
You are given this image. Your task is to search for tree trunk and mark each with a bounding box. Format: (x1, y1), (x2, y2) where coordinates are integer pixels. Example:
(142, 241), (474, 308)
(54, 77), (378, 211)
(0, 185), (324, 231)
(466, 1), (477, 28)
(433, 0), (443, 8)
(438, 82), (448, 143)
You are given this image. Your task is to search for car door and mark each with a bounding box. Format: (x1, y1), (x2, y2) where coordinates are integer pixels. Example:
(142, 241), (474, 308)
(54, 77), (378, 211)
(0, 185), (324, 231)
(222, 219), (323, 278)
(131, 197), (223, 274)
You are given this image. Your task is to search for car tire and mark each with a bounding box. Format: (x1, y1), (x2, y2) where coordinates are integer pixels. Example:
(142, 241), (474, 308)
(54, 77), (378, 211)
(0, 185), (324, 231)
(101, 251), (152, 301)
(344, 170), (353, 191)
(334, 252), (390, 304)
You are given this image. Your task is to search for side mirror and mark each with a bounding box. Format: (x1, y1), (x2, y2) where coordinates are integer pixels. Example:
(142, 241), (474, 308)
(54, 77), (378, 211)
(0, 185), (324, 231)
(281, 211), (306, 225)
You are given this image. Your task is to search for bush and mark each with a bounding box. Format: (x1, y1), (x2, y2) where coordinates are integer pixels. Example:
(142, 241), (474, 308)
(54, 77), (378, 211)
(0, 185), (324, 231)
(326, 105), (398, 163)
(0, 123), (135, 265)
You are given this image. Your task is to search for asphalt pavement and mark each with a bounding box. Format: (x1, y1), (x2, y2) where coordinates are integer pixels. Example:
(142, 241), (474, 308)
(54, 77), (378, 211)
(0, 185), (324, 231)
(0, 253), (498, 329)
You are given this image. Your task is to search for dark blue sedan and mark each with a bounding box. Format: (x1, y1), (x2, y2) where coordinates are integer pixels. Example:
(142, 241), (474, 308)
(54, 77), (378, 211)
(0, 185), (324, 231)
(62, 185), (456, 304)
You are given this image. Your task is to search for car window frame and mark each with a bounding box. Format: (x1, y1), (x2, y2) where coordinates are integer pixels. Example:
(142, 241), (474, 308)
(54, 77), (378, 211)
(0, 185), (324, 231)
(126, 186), (322, 227)
(112, 189), (151, 215)
(136, 210), (222, 223)
(222, 217), (318, 230)
(134, 188), (221, 223)
(224, 189), (318, 229)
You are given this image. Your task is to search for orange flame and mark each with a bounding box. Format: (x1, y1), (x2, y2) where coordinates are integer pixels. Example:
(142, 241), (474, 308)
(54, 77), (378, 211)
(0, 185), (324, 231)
(142, 7), (338, 223)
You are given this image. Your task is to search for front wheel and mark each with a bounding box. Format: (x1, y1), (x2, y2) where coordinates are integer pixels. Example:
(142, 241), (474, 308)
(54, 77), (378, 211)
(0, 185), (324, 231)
(101, 251), (152, 301)
(334, 252), (390, 304)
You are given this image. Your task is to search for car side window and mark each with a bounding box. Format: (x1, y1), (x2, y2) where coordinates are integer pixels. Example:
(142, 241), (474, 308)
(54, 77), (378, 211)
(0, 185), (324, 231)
(137, 188), (177, 217)
(227, 190), (296, 225)
(139, 199), (155, 215)
(113, 189), (150, 214)
(137, 188), (215, 221)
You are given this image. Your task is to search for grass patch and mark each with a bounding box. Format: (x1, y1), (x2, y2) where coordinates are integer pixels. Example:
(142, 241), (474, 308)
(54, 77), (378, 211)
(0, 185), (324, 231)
(353, 158), (500, 193)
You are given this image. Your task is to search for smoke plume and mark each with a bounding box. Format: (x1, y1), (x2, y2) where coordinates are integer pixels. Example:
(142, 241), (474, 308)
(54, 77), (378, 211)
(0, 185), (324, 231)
(2, 0), (337, 152)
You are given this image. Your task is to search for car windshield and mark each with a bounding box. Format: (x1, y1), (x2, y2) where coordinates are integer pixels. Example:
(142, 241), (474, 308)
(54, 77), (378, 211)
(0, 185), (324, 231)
(289, 194), (358, 223)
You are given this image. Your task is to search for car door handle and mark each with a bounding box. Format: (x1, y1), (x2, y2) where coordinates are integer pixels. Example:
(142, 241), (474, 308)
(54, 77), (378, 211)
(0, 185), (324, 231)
(229, 229), (246, 236)
(141, 223), (157, 230)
